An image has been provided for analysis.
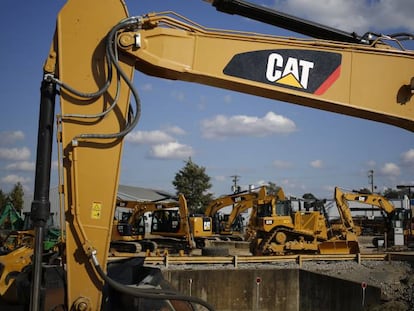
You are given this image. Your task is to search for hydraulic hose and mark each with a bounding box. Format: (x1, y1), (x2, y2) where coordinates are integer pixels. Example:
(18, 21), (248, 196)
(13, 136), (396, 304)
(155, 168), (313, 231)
(91, 251), (216, 311)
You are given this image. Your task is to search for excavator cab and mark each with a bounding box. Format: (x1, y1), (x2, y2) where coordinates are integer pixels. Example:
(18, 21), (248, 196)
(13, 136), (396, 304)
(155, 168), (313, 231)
(151, 209), (181, 234)
(116, 211), (146, 237)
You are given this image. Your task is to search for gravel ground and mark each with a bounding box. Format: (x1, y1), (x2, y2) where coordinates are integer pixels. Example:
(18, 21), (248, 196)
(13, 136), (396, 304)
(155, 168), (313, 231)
(169, 236), (414, 311)
(301, 260), (414, 311)
(162, 258), (414, 310)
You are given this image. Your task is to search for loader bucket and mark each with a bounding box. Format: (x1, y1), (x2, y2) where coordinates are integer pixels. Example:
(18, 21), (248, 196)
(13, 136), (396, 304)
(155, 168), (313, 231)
(318, 240), (360, 254)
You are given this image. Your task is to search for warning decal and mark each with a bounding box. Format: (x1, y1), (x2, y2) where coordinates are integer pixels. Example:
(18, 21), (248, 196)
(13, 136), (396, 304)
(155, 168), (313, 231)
(91, 202), (102, 219)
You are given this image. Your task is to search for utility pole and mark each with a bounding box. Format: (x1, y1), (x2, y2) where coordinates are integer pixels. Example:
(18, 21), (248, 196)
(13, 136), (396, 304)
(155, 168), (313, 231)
(368, 170), (374, 217)
(368, 170), (374, 193)
(231, 175), (240, 193)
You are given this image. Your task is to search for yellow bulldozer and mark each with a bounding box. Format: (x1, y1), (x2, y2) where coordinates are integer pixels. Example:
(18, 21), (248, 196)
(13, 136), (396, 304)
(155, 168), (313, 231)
(249, 187), (360, 255)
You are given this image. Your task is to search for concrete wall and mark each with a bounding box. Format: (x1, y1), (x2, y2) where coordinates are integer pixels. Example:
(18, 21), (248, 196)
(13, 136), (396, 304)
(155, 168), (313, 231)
(162, 268), (381, 311)
(299, 270), (381, 311)
(163, 268), (299, 311)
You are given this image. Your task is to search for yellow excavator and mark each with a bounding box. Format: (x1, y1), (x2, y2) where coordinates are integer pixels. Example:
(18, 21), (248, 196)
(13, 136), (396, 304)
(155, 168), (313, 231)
(204, 186), (267, 237)
(334, 187), (414, 248)
(112, 194), (213, 253)
(2, 0), (412, 309)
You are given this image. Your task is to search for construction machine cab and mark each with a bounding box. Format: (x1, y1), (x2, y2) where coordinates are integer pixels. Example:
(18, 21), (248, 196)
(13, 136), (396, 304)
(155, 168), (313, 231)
(151, 209), (181, 234)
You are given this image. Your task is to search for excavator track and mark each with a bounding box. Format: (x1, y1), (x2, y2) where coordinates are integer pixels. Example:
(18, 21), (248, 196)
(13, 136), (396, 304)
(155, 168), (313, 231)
(110, 240), (158, 253)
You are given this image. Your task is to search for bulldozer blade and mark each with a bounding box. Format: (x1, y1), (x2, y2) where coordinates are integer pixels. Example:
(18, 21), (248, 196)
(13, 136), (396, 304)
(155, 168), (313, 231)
(318, 240), (360, 254)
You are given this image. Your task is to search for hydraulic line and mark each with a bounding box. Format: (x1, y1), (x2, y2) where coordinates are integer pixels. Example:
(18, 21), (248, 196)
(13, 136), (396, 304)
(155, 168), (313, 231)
(52, 17), (142, 141)
(90, 251), (216, 311)
(206, 0), (365, 43)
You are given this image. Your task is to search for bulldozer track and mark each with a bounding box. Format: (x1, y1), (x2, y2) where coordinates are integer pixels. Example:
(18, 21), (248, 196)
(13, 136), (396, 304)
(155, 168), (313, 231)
(255, 226), (323, 255)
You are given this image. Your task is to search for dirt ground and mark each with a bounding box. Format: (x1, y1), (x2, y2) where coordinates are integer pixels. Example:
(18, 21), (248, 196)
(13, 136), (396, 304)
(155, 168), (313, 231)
(302, 236), (414, 310)
(301, 259), (414, 310)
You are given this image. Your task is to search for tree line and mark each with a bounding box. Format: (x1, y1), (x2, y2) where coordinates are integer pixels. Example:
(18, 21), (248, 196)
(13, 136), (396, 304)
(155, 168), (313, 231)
(172, 158), (414, 214)
(0, 182), (25, 214)
(1, 159), (412, 216)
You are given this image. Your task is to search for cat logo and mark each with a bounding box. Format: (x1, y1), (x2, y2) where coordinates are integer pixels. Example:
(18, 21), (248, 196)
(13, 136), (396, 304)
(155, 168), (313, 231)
(266, 53), (314, 89)
(223, 49), (341, 95)
(356, 196), (368, 202)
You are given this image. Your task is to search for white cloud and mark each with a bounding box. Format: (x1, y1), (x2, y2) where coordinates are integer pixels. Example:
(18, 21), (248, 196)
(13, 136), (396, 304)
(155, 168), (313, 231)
(201, 111), (296, 139)
(272, 0), (414, 33)
(165, 126), (186, 136)
(149, 142), (194, 159)
(6, 161), (35, 171)
(254, 180), (268, 187)
(1, 174), (31, 185)
(214, 175), (227, 182)
(0, 147), (30, 161)
(125, 130), (175, 145)
(171, 90), (185, 102)
(380, 162), (400, 177)
(401, 149), (414, 166)
(310, 159), (323, 168)
(223, 94), (232, 104)
(0, 131), (25, 146)
(141, 83), (153, 91)
(322, 185), (335, 194)
(273, 160), (293, 169)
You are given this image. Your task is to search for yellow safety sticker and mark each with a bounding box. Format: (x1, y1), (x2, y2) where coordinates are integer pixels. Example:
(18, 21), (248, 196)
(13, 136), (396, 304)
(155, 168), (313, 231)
(91, 202), (102, 219)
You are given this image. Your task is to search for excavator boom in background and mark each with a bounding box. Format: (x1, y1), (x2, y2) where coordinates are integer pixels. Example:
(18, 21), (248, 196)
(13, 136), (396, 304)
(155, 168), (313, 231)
(334, 187), (414, 248)
(205, 186), (267, 236)
(5, 0), (411, 310)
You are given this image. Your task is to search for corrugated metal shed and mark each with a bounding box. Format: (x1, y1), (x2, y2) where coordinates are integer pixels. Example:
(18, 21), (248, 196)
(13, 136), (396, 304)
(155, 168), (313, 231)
(117, 185), (176, 202)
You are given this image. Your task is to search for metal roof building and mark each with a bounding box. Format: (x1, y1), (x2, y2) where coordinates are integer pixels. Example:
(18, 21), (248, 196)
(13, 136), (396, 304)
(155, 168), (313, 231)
(117, 185), (175, 202)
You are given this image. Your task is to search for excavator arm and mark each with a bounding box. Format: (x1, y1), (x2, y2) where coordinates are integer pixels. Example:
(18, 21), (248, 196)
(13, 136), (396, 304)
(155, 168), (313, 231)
(339, 190), (396, 216)
(32, 1), (214, 310)
(215, 186), (267, 234)
(334, 187), (359, 232)
(334, 186), (398, 232)
(205, 186), (267, 217)
(119, 9), (414, 132)
(334, 187), (398, 232)
(29, 0), (414, 310)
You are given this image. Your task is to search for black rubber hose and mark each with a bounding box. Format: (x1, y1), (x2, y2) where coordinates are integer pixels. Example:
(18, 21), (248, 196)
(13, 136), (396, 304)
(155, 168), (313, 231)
(93, 259), (216, 311)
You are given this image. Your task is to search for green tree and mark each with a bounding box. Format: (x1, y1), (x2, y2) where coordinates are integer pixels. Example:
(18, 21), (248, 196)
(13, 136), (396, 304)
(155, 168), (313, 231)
(382, 188), (400, 199)
(357, 187), (372, 194)
(0, 189), (6, 210)
(266, 181), (284, 196)
(172, 158), (213, 214)
(9, 182), (24, 213)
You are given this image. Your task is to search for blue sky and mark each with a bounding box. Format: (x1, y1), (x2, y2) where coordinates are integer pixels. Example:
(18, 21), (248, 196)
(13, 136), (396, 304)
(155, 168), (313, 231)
(0, 0), (413, 200)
